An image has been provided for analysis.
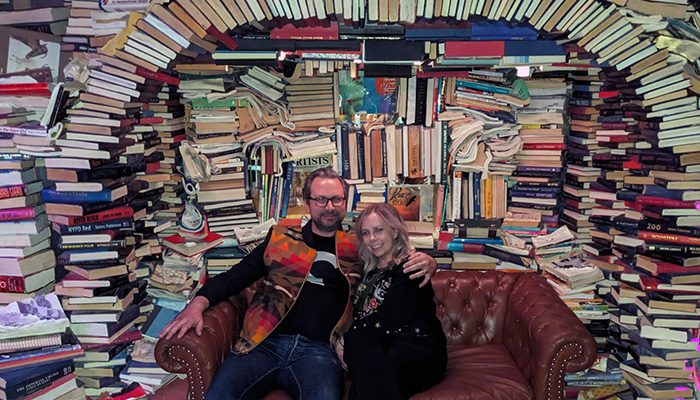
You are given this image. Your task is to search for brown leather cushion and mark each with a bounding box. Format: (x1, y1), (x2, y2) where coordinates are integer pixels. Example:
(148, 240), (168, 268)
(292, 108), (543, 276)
(412, 344), (533, 400)
(262, 344), (532, 400)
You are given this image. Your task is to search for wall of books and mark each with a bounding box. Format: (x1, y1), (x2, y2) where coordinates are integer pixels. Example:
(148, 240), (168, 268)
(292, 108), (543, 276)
(1, 0), (700, 398)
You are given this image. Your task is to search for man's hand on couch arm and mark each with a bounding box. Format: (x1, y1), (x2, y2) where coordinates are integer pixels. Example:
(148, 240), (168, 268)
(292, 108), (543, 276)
(155, 297), (246, 400)
(160, 296), (210, 340)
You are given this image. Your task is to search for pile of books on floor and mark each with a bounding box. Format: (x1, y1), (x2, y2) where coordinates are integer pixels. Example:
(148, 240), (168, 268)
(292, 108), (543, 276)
(0, 293), (84, 399)
(119, 336), (177, 395)
(564, 57), (605, 248)
(0, 2), (68, 34)
(437, 219), (501, 270)
(63, 0), (148, 56)
(508, 75), (566, 226)
(0, 60), (71, 305)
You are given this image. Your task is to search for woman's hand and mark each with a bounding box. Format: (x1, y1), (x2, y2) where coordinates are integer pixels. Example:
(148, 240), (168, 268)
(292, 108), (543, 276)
(159, 296), (210, 340)
(333, 336), (347, 370)
(403, 250), (438, 288)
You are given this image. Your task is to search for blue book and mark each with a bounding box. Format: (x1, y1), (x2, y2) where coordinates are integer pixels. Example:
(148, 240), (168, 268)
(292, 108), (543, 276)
(470, 21), (538, 40)
(473, 172), (481, 218)
(279, 162), (294, 219)
(41, 189), (124, 204)
(143, 306), (180, 340)
(504, 40), (564, 56)
(455, 80), (510, 94)
(451, 238), (503, 245)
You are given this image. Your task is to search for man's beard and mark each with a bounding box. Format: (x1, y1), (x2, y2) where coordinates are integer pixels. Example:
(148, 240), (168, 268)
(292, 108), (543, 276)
(313, 210), (342, 232)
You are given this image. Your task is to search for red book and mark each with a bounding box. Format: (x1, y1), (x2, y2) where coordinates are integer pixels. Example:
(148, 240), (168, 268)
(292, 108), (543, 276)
(0, 275), (26, 293)
(134, 67), (180, 86)
(598, 91), (620, 99)
(523, 143), (566, 150)
(0, 207), (40, 221)
(271, 22), (339, 40)
(52, 206), (134, 226)
(636, 196), (696, 209)
(638, 230), (700, 246)
(622, 160), (642, 169)
(206, 26), (238, 51)
(444, 41), (505, 58)
(0, 83), (50, 96)
(145, 161), (161, 174)
(81, 329), (142, 351)
(0, 184), (28, 200)
(138, 116), (164, 125)
(639, 275), (700, 294)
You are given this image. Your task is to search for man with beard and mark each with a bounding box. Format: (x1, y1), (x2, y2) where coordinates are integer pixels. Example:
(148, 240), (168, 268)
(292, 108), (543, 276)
(161, 167), (437, 400)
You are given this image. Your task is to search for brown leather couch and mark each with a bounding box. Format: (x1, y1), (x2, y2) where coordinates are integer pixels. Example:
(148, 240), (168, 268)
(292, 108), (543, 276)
(156, 270), (597, 400)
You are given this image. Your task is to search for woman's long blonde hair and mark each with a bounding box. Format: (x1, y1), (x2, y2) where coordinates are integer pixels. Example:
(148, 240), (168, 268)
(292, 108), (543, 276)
(354, 203), (413, 273)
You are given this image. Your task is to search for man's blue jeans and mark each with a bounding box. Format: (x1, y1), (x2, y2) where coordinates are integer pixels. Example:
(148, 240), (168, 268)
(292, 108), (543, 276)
(204, 333), (343, 400)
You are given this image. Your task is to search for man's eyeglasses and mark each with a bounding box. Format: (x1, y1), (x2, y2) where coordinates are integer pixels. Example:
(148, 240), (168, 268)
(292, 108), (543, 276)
(307, 196), (346, 207)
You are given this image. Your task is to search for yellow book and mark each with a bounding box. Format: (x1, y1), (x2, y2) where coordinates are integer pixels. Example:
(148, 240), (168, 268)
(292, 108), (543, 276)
(484, 175), (493, 219)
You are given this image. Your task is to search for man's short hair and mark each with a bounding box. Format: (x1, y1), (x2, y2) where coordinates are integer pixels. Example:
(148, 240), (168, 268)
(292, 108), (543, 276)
(302, 167), (349, 200)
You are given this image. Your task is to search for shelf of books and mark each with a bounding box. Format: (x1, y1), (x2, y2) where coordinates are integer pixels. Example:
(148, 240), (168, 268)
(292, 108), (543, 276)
(1, 0), (700, 398)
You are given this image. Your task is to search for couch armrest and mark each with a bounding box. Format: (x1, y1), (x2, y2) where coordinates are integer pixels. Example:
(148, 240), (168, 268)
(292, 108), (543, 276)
(155, 295), (247, 400)
(502, 273), (597, 400)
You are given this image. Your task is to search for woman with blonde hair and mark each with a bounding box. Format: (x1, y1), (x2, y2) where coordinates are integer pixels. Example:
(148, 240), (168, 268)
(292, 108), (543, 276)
(342, 203), (447, 399)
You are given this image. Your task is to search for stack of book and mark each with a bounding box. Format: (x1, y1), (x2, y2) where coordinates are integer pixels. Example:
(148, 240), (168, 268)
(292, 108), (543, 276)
(511, 76), (568, 228)
(0, 293), (84, 399)
(63, 0), (148, 56)
(0, 73), (69, 305)
(119, 338), (174, 395)
(564, 59), (606, 248)
(286, 73), (338, 130)
(0, 1), (68, 34)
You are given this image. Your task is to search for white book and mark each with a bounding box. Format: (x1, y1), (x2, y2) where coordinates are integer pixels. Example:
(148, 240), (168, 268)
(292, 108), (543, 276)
(571, 4), (613, 39)
(513, 0), (532, 20)
(297, 0), (310, 18)
(524, 0), (542, 18)
(441, 0), (451, 16)
(504, 0), (519, 20)
(129, 31), (177, 60)
(86, 86), (131, 103)
(567, 2), (601, 36)
(89, 70), (137, 91)
(246, 0), (267, 19)
(314, 0), (326, 18)
(589, 21), (632, 54)
(126, 38), (172, 64)
(424, 0), (435, 18)
(643, 80), (690, 101)
(640, 62), (685, 85)
(556, 0), (590, 30)
(144, 14), (189, 49)
(87, 78), (139, 99)
(487, 0), (501, 19)
(406, 76), (417, 125)
(455, 0), (466, 19)
(123, 44), (169, 69)
(415, 0), (426, 16)
(451, 170), (462, 220)
(636, 74), (685, 95)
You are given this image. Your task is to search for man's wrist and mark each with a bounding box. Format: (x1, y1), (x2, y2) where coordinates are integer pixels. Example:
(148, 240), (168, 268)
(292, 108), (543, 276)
(190, 296), (210, 311)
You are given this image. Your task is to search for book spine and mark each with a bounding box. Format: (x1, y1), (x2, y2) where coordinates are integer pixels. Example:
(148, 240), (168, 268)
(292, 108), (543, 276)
(57, 240), (127, 251)
(380, 129), (388, 178)
(0, 275), (26, 293)
(473, 172), (481, 218)
(440, 121), (449, 185)
(0, 207), (37, 221)
(5, 363), (74, 399)
(0, 184), (27, 200)
(60, 218), (133, 235)
(638, 231), (700, 246)
(66, 207), (134, 226)
(356, 130), (365, 181)
(279, 162), (294, 219)
(41, 190), (111, 204)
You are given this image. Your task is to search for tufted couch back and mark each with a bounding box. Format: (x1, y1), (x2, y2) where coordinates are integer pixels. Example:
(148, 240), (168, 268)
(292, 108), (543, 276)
(432, 270), (523, 347)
